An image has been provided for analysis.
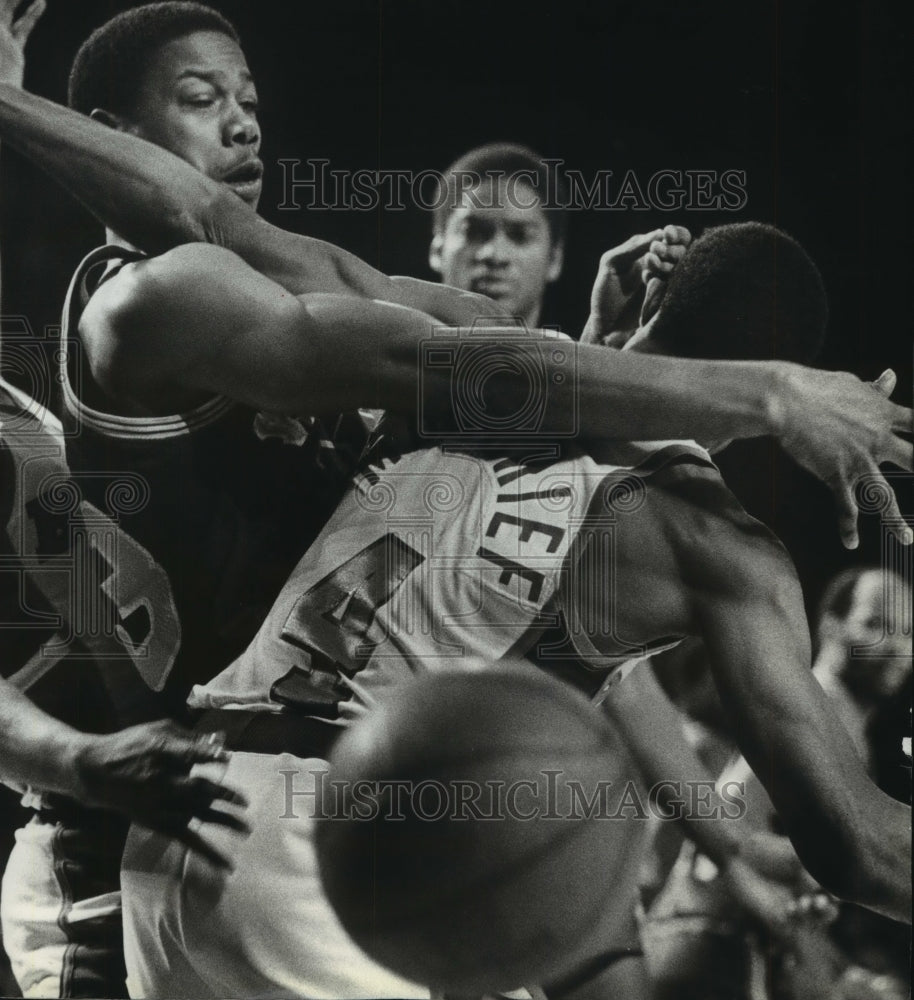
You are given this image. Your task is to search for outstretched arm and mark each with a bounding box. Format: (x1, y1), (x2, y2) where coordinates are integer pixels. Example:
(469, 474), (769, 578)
(84, 241), (911, 552)
(0, 83), (910, 546)
(675, 475), (911, 922)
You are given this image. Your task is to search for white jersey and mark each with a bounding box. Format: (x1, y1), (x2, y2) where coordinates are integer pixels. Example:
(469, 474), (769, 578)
(190, 438), (711, 722)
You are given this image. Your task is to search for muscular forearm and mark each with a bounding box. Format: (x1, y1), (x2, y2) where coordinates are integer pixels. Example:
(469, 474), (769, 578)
(0, 675), (91, 796)
(339, 306), (781, 444)
(698, 578), (912, 922)
(602, 666), (742, 868)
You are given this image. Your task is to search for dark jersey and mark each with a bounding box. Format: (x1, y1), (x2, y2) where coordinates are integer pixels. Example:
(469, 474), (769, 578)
(59, 246), (368, 716)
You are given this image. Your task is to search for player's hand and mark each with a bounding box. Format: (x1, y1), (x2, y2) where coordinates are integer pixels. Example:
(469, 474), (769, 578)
(71, 720), (250, 870)
(581, 225), (691, 345)
(0, 0), (45, 88)
(640, 224), (691, 326)
(774, 365), (912, 549)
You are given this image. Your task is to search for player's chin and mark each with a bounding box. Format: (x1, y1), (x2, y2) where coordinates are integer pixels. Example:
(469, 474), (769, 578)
(225, 179), (262, 209)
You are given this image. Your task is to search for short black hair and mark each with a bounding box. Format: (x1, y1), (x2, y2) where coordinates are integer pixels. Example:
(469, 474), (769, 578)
(68, 2), (241, 118)
(647, 222), (828, 364)
(434, 142), (567, 247)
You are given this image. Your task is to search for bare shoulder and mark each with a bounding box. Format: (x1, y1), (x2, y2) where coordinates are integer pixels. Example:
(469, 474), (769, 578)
(80, 245), (239, 335)
(77, 245), (243, 408)
(647, 458), (796, 597)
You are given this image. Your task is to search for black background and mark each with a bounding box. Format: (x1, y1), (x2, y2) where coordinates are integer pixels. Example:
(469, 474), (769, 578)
(2, 0), (912, 605)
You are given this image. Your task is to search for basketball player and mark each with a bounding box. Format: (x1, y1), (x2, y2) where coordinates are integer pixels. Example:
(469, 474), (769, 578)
(0, 7), (250, 996)
(1, 7), (241, 854)
(113, 223), (909, 998)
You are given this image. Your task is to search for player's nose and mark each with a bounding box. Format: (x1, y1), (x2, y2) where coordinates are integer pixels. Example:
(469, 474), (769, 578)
(224, 105), (260, 149)
(475, 228), (511, 264)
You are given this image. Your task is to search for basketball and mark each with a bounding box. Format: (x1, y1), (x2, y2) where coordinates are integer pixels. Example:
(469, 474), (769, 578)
(315, 666), (645, 993)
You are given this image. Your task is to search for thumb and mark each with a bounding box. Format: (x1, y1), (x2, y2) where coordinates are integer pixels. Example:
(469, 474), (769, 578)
(11, 0), (45, 42)
(603, 229), (664, 269)
(872, 369), (896, 397)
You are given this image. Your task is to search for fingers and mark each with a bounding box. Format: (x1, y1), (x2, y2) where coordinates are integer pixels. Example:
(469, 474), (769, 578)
(640, 275), (666, 325)
(601, 329), (635, 349)
(834, 476), (860, 550)
(183, 774), (249, 810)
(641, 228), (690, 284)
(661, 224), (691, 246)
(873, 368), (897, 397)
(787, 891), (839, 925)
(152, 723), (232, 769)
(883, 434), (913, 472)
(861, 474), (912, 546)
(0, 0), (18, 26)
(192, 804), (251, 835)
(172, 824), (234, 872)
(602, 229), (664, 268)
(11, 0), (45, 41)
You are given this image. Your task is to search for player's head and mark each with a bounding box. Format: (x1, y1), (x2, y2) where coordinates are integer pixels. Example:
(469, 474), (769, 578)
(429, 143), (566, 326)
(68, 2), (262, 209)
(816, 567), (912, 702)
(624, 222), (828, 364)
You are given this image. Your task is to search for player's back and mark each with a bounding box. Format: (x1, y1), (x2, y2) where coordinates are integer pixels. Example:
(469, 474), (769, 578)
(190, 434), (715, 723)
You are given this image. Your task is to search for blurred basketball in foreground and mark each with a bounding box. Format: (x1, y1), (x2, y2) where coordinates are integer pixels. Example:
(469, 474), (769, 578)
(315, 667), (644, 993)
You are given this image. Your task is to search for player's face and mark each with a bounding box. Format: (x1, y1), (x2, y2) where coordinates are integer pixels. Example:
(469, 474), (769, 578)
(836, 571), (911, 700)
(123, 31), (263, 209)
(430, 179), (563, 326)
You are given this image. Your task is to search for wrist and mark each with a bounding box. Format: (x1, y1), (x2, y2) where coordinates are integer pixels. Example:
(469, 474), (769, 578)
(64, 731), (100, 803)
(763, 361), (797, 443)
(581, 313), (603, 344)
(0, 61), (25, 91)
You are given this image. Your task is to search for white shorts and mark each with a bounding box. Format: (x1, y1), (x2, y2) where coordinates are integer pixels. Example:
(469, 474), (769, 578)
(120, 751), (429, 999)
(1, 813), (124, 998)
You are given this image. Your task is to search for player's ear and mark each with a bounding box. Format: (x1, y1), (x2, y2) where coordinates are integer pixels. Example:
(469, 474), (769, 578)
(428, 233), (444, 275)
(89, 108), (136, 134)
(546, 240), (564, 283)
